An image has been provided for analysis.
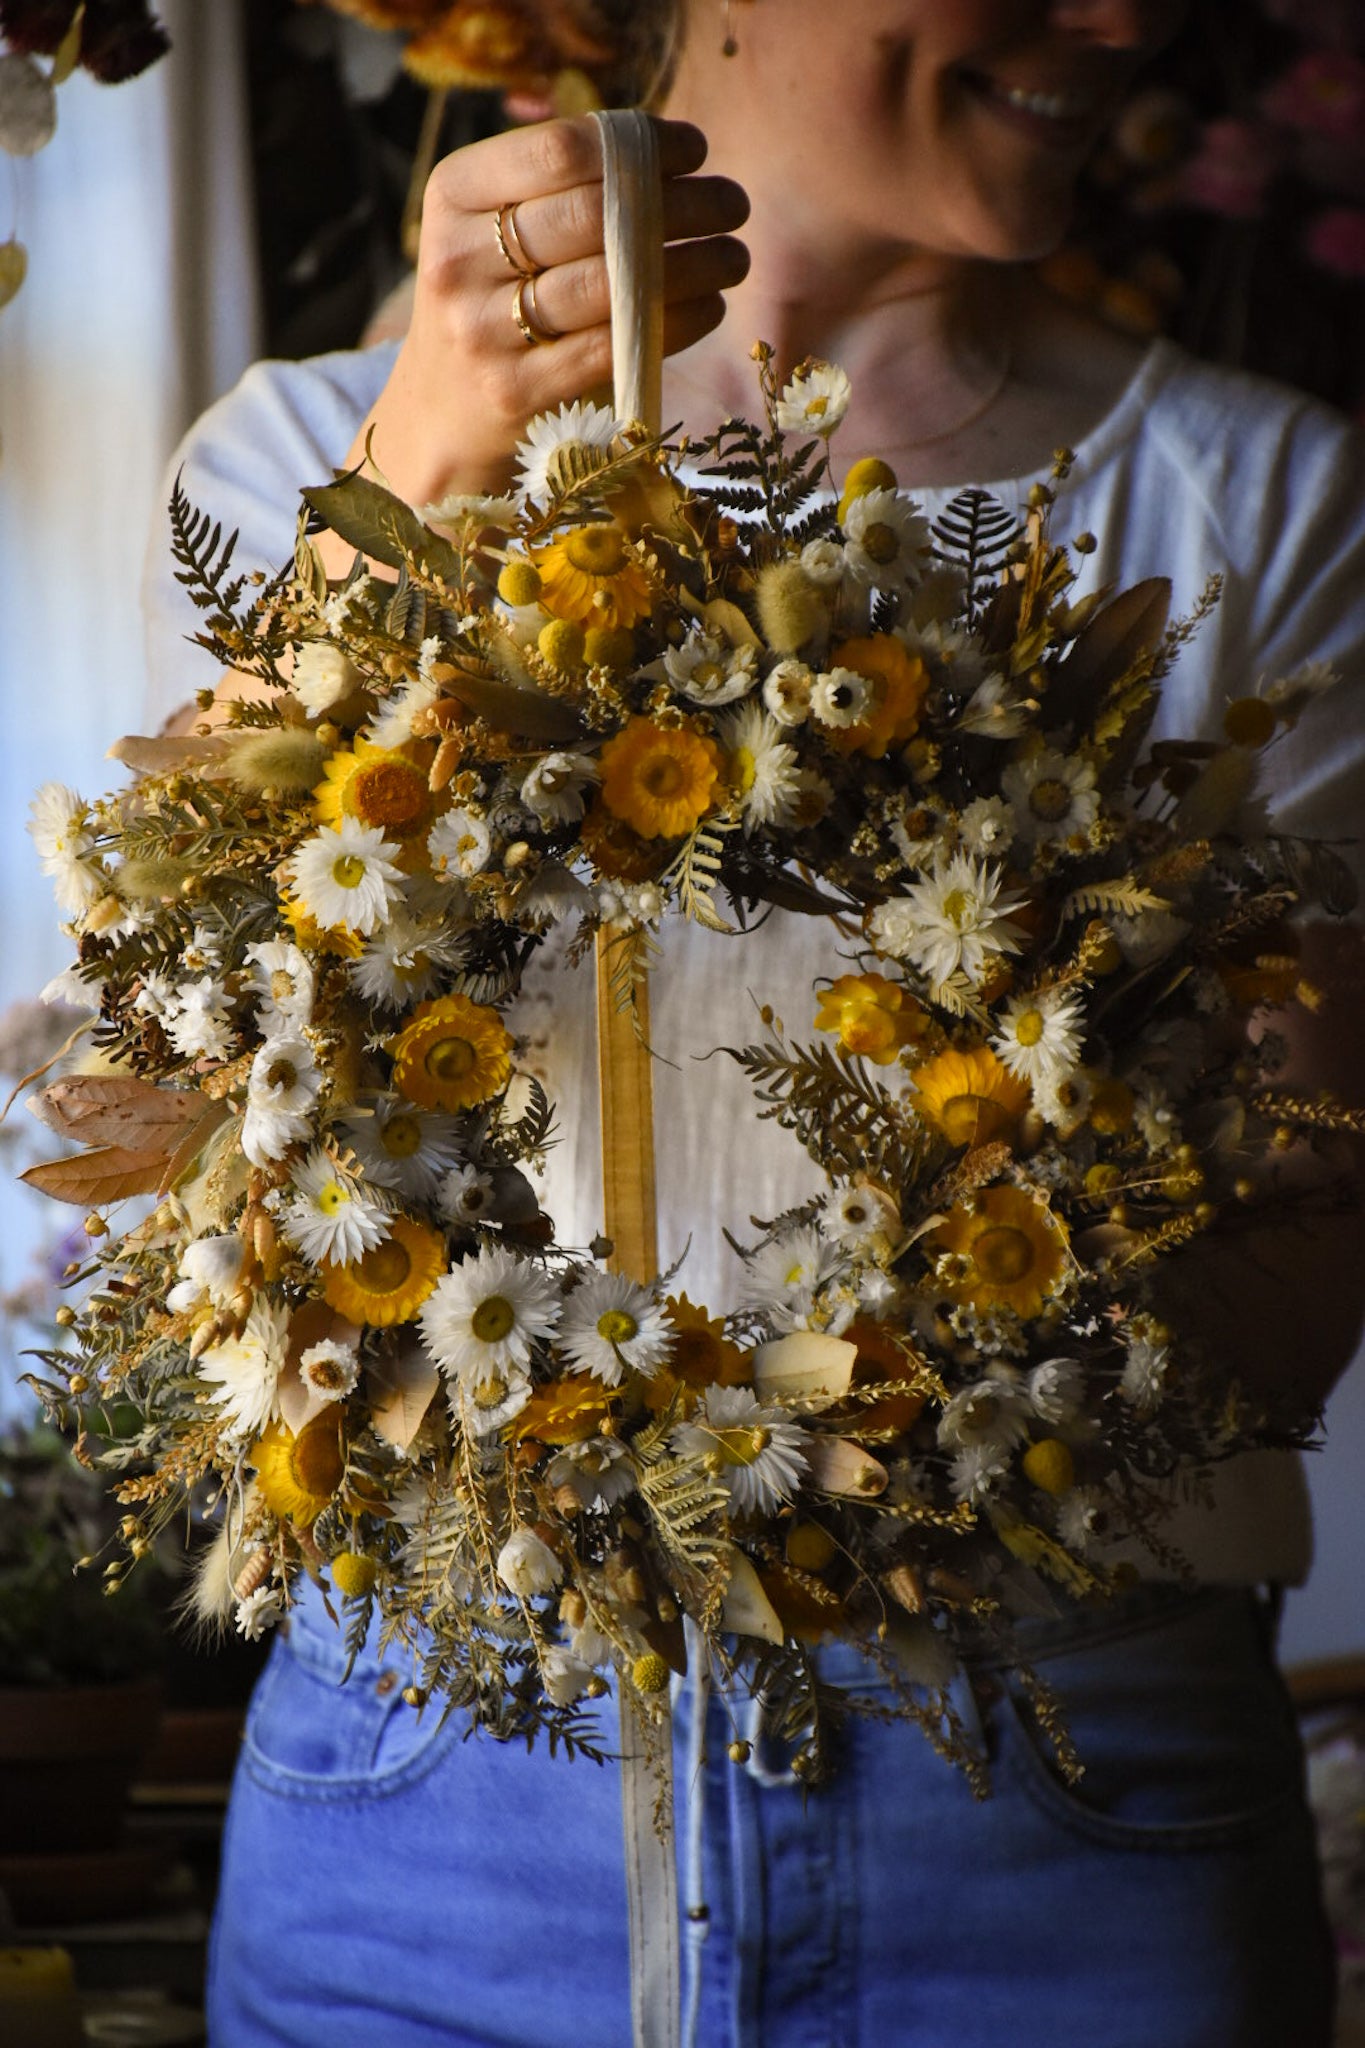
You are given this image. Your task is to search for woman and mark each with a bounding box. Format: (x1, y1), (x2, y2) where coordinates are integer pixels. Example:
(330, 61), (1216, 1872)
(146, 4), (1364, 2042)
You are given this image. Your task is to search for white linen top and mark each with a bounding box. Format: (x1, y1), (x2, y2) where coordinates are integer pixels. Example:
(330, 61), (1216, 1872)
(143, 335), (1365, 1585)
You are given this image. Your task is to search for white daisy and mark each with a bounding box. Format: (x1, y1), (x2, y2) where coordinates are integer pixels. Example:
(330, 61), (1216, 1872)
(520, 751), (598, 824)
(741, 1225), (839, 1329)
(558, 1271), (673, 1385)
(868, 854), (1026, 989)
(664, 629), (757, 706)
(496, 1526), (564, 1598)
(958, 796), (1017, 857)
(673, 1384), (811, 1517)
(811, 666), (873, 729)
(820, 1180), (901, 1253)
(992, 987), (1086, 1091)
(428, 808), (492, 880)
(514, 399), (623, 505)
(165, 977), (236, 1061)
(762, 659), (814, 727)
(245, 940), (315, 1035)
(341, 1099), (464, 1201)
(438, 1162), (497, 1227)
(283, 1148), (390, 1268)
(291, 641), (361, 717)
(420, 1244), (561, 1384)
(365, 672), (442, 750)
(842, 488), (932, 593)
(774, 359), (851, 437)
(546, 1438), (635, 1510)
(351, 912), (466, 1012)
(166, 1234), (245, 1315)
(288, 817), (405, 936)
(1001, 747), (1100, 847)
(242, 1035), (321, 1167)
(197, 1296), (290, 1441)
(718, 703), (802, 832)
(453, 1361), (534, 1438)
(298, 1336), (361, 1404)
(1026, 1357), (1086, 1426)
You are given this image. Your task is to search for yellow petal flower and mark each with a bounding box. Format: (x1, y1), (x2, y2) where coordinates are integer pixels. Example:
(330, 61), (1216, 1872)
(391, 994), (513, 1111)
(320, 1214), (446, 1326)
(929, 1185), (1069, 1321)
(813, 972), (925, 1066)
(252, 1414), (345, 1526)
(910, 1045), (1030, 1147)
(823, 636), (928, 759)
(315, 739), (439, 871)
(532, 523), (654, 629)
(598, 717), (722, 840)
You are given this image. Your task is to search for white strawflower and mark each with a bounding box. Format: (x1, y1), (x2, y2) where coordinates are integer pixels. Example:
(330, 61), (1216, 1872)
(774, 359), (851, 437)
(992, 987), (1086, 1091)
(180, 924), (222, 975)
(453, 1362), (533, 1438)
(869, 854), (1025, 988)
(521, 751), (598, 824)
(245, 940), (315, 1034)
(514, 399), (623, 505)
(798, 538), (846, 587)
(664, 629), (757, 706)
(291, 642), (360, 717)
(937, 1377), (1031, 1454)
(366, 673), (441, 750)
(198, 1296), (289, 1440)
(438, 1162), (497, 1227)
(673, 1385), (810, 1517)
(496, 1527), (564, 1598)
(958, 671), (1030, 738)
(283, 1148), (390, 1268)
(428, 808), (492, 880)
(540, 1646), (596, 1705)
(288, 817), (404, 936)
(421, 491), (519, 533)
(958, 796), (1016, 857)
(949, 1442), (1011, 1505)
(545, 1438), (635, 1510)
(299, 1336), (361, 1404)
(1001, 747), (1099, 847)
(1056, 1485), (1117, 1553)
(811, 666), (873, 729)
(235, 1586), (284, 1641)
(516, 861), (596, 928)
(351, 912), (465, 1012)
(558, 1271), (673, 1385)
(243, 1035), (321, 1167)
(166, 1234), (245, 1315)
(842, 488), (931, 593)
(820, 1180), (901, 1253)
(165, 978), (235, 1061)
(29, 784), (104, 912)
(420, 1244), (561, 1383)
(762, 659), (814, 727)
(1026, 1357), (1086, 1426)
(1120, 1329), (1170, 1413)
(341, 1099), (464, 1201)
(741, 1225), (839, 1329)
(718, 702), (802, 832)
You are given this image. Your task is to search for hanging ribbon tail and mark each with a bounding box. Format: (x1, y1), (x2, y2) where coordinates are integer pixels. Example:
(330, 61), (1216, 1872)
(590, 107), (679, 2048)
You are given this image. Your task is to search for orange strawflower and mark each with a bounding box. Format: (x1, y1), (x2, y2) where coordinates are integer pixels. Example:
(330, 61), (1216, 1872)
(813, 972), (926, 1065)
(823, 635), (929, 759)
(598, 717), (723, 840)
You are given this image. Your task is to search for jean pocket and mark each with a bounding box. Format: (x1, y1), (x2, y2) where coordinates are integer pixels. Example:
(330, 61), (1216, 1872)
(996, 1590), (1306, 1852)
(240, 1622), (463, 1803)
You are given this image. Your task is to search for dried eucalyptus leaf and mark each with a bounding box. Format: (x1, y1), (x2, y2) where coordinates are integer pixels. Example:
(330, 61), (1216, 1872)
(441, 664), (584, 744)
(0, 237), (27, 310)
(1050, 576), (1171, 729)
(0, 54), (57, 157)
(304, 473), (464, 586)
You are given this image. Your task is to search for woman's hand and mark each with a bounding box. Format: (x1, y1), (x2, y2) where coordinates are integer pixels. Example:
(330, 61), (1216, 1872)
(346, 115), (749, 515)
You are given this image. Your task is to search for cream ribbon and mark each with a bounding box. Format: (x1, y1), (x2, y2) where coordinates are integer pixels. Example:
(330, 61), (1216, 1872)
(589, 107), (681, 2048)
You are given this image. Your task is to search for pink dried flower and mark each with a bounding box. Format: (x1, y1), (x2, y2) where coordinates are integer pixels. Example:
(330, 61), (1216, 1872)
(1304, 204), (1365, 275)
(1180, 119), (1278, 219)
(1262, 51), (1365, 142)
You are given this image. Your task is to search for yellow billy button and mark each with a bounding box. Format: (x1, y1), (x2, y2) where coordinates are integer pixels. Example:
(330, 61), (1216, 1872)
(837, 455), (898, 526)
(632, 1652), (671, 1694)
(331, 1551), (379, 1599)
(1021, 1438), (1076, 1496)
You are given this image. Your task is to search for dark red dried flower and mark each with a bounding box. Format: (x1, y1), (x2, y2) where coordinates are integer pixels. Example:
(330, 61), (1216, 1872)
(0, 0), (170, 83)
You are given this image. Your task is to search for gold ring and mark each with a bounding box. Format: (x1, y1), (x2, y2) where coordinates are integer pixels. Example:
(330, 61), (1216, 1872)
(494, 200), (540, 279)
(512, 273), (560, 348)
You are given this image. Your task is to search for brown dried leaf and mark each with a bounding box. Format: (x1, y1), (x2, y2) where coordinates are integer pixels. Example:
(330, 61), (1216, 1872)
(107, 732), (229, 775)
(30, 1073), (214, 1150)
(367, 1342), (440, 1452)
(1049, 577), (1171, 729)
(21, 1146), (168, 1205)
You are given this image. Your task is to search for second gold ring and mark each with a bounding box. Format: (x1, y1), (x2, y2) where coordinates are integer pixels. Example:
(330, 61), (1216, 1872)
(512, 273), (561, 348)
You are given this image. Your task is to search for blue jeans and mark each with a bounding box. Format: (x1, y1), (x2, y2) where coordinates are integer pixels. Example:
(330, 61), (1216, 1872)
(208, 1582), (1334, 2046)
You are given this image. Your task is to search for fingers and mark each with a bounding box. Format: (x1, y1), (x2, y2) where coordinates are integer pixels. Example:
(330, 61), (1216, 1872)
(510, 173), (750, 275)
(495, 290), (729, 426)
(514, 235), (749, 347)
(434, 114), (708, 217)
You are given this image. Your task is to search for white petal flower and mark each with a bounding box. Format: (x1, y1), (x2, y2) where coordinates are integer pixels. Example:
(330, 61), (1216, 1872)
(762, 659), (814, 727)
(245, 940), (315, 1035)
(181, 924), (223, 976)
(283, 1148), (390, 1268)
(170, 1234), (245, 1314)
(288, 817), (404, 936)
(234, 1586), (284, 1640)
(521, 751), (598, 824)
(428, 808), (492, 880)
(957, 671), (1031, 738)
(165, 977), (235, 1060)
(299, 1337), (361, 1404)
(718, 702), (802, 832)
(514, 399), (623, 505)
(515, 861), (596, 928)
(664, 630), (757, 706)
(842, 489), (931, 593)
(341, 1099), (464, 1201)
(438, 1162), (497, 1227)
(28, 782), (91, 864)
(992, 987), (1086, 1091)
(453, 1362), (533, 1438)
(672, 1384), (810, 1517)
(819, 1180), (900, 1253)
(545, 1437), (636, 1509)
(558, 1271), (673, 1385)
(198, 1296), (289, 1441)
(868, 854), (1025, 989)
(798, 538), (847, 588)
(291, 642), (361, 717)
(741, 1225), (840, 1330)
(540, 1646), (596, 1705)
(949, 1442), (1011, 1505)
(937, 1377), (1031, 1454)
(1026, 1357), (1086, 1426)
(774, 359), (851, 437)
(1121, 1330), (1170, 1413)
(1001, 747), (1099, 847)
(958, 796), (1016, 857)
(1056, 1485), (1117, 1553)
(496, 1527), (564, 1598)
(811, 666), (873, 729)
(420, 1244), (561, 1383)
(421, 491), (520, 533)
(365, 673), (442, 750)
(242, 1034), (321, 1167)
(351, 912), (466, 1012)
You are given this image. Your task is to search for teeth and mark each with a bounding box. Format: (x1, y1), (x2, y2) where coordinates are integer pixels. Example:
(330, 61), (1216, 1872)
(1001, 85), (1086, 120)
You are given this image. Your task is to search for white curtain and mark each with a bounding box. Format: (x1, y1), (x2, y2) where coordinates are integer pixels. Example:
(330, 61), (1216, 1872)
(0, 0), (259, 1395)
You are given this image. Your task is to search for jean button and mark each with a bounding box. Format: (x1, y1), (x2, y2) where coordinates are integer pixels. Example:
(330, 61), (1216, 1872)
(375, 1669), (399, 1697)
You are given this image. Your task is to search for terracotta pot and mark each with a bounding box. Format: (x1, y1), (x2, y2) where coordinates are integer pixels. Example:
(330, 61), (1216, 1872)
(0, 1677), (162, 1853)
